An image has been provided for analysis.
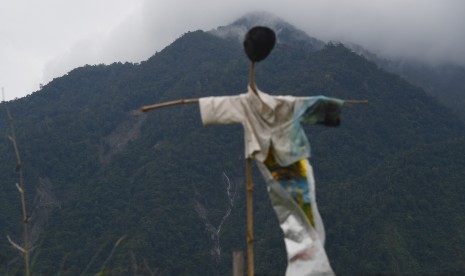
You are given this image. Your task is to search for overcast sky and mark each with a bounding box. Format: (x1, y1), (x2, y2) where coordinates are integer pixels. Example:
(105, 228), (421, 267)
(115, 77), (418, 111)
(1, 0), (464, 100)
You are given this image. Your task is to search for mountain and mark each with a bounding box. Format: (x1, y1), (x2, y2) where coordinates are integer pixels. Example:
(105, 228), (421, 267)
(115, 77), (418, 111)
(327, 137), (465, 275)
(349, 43), (465, 123)
(1, 14), (465, 275)
(211, 12), (325, 51)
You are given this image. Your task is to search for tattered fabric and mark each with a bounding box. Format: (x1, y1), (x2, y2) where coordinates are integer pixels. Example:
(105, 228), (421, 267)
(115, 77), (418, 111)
(199, 86), (342, 275)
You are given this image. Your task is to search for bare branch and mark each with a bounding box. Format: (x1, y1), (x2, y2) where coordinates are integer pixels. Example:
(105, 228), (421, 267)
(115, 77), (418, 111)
(7, 235), (27, 254)
(3, 88), (31, 276)
(16, 183), (24, 193)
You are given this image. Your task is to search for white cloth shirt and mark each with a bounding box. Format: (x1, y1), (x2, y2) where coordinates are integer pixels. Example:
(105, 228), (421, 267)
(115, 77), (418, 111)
(199, 86), (344, 166)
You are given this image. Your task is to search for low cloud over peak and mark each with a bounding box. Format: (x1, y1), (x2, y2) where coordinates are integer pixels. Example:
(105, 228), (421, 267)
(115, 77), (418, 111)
(2, 0), (464, 99)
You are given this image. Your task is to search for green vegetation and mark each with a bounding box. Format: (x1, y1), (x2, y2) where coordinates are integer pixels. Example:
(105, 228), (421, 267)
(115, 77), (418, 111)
(0, 26), (464, 275)
(354, 45), (465, 123)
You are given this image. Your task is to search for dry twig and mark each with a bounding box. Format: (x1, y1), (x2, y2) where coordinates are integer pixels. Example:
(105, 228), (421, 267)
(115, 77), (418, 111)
(2, 88), (30, 276)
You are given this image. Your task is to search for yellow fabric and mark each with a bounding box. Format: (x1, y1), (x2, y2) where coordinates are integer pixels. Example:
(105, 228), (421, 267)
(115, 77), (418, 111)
(264, 151), (315, 227)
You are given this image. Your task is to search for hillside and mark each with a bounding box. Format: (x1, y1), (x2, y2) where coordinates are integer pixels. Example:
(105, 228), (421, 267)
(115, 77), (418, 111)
(350, 43), (465, 122)
(1, 16), (465, 275)
(325, 137), (465, 274)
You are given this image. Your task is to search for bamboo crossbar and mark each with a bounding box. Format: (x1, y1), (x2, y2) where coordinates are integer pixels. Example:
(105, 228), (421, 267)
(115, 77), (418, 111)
(344, 99), (369, 105)
(140, 98), (367, 112)
(140, 98), (199, 112)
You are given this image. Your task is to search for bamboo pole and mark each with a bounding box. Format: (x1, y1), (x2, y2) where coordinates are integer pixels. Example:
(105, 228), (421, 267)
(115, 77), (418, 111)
(245, 61), (256, 276)
(139, 97), (367, 113)
(245, 158), (254, 276)
(344, 99), (369, 105)
(249, 62), (257, 94)
(140, 98), (198, 112)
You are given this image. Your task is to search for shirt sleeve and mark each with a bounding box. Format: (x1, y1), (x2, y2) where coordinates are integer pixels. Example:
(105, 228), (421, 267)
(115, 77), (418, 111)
(297, 96), (344, 126)
(199, 96), (243, 125)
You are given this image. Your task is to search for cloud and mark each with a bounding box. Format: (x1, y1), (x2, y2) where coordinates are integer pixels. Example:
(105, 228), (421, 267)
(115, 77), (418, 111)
(2, 0), (465, 99)
(277, 0), (465, 65)
(119, 0), (465, 66)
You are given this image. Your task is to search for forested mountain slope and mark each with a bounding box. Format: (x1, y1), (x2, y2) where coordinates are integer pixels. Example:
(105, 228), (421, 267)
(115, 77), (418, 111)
(1, 17), (464, 275)
(350, 44), (465, 122)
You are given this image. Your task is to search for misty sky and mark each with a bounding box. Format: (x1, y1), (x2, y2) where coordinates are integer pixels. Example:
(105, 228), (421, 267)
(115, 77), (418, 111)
(1, 0), (464, 100)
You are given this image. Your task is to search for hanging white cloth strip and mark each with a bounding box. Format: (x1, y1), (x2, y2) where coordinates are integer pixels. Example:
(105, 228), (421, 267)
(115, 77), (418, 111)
(257, 158), (334, 276)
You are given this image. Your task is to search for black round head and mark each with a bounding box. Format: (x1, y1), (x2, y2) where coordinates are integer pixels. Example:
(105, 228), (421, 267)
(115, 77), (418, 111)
(243, 26), (276, 62)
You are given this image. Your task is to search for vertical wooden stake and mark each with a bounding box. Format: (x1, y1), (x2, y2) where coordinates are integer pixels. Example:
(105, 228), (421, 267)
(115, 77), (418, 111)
(246, 60), (256, 276)
(246, 158), (254, 276)
(249, 62), (257, 94)
(233, 251), (244, 276)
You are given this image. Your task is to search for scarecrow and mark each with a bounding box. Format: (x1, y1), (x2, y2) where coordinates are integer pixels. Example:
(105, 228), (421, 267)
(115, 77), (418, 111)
(141, 26), (366, 276)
